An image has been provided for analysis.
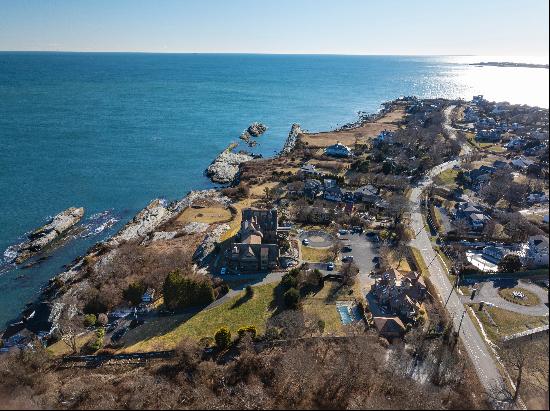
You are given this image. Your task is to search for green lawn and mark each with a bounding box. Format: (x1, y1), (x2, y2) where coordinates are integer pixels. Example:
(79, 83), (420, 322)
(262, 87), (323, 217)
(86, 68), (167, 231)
(433, 169), (459, 188)
(471, 304), (549, 342)
(497, 287), (541, 306)
(301, 245), (334, 262)
(125, 283), (281, 352)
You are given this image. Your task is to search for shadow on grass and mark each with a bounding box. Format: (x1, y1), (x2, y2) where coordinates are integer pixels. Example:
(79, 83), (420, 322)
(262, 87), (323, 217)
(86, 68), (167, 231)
(230, 291), (253, 309)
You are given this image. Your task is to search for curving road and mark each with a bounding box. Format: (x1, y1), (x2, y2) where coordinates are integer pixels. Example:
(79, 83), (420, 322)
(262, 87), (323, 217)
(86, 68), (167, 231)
(409, 105), (505, 401)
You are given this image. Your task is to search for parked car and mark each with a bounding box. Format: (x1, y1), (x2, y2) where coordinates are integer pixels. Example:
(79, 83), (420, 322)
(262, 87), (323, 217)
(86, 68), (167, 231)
(372, 256), (380, 263)
(302, 238), (310, 245)
(352, 226), (363, 233)
(342, 255), (354, 263)
(327, 262), (335, 271)
(342, 244), (352, 252)
(338, 229), (349, 235)
(220, 267), (227, 275)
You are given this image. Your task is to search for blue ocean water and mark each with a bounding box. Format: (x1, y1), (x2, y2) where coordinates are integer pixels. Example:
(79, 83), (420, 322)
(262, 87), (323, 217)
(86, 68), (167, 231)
(0, 53), (547, 327)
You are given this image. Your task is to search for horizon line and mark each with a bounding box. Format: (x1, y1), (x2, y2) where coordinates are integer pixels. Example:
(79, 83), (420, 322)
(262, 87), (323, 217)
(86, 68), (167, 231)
(1, 50), (548, 57)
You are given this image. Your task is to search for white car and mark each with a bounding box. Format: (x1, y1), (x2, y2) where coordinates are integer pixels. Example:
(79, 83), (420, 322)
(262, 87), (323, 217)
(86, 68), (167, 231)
(302, 238), (310, 245)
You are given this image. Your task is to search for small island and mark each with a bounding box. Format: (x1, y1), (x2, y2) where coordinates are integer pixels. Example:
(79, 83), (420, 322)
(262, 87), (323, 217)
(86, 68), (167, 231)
(470, 61), (549, 69)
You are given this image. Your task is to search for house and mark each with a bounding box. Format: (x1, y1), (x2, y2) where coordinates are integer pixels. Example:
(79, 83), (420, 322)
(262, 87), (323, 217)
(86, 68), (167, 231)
(299, 163), (319, 177)
(373, 317), (406, 339)
(492, 160), (509, 169)
(505, 137), (526, 150)
(527, 192), (549, 204)
(468, 165), (496, 189)
(324, 186), (343, 202)
(463, 106), (479, 122)
(354, 184), (380, 203)
(455, 202), (490, 230)
(373, 130), (394, 146)
(511, 156), (534, 171)
(304, 179), (323, 199)
(324, 142), (352, 158)
(372, 269), (427, 321)
(287, 181), (305, 198)
(472, 95), (485, 105)
(475, 129), (501, 142)
(231, 208), (280, 272)
(524, 235), (549, 268)
(141, 288), (155, 304)
(482, 246), (510, 264)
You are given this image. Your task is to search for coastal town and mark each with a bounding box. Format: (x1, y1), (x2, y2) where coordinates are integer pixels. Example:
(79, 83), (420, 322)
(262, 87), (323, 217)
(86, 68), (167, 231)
(2, 95), (549, 409)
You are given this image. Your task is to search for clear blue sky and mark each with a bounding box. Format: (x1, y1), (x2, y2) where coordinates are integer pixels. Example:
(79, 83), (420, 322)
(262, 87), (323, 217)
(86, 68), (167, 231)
(1, 0), (548, 55)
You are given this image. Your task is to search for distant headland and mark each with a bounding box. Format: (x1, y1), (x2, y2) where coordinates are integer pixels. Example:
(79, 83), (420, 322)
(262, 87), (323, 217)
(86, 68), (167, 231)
(470, 61), (549, 69)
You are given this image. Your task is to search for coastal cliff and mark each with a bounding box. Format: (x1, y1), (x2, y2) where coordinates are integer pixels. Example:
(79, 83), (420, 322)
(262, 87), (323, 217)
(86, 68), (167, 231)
(14, 207), (85, 264)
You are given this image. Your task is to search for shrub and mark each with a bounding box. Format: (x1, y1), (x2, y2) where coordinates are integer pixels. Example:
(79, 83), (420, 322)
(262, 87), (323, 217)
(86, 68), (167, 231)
(123, 282), (146, 306)
(281, 272), (298, 290)
(317, 320), (325, 334)
(83, 296), (108, 315)
(215, 327), (232, 350)
(163, 269), (215, 310)
(83, 314), (97, 327)
(498, 254), (523, 273)
(237, 325), (257, 339)
(96, 313), (108, 327)
(283, 287), (300, 309)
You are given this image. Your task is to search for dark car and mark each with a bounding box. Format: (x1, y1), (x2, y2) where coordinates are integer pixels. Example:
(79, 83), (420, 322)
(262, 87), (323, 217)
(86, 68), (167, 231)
(342, 244), (353, 252)
(352, 226), (363, 234)
(342, 255), (354, 263)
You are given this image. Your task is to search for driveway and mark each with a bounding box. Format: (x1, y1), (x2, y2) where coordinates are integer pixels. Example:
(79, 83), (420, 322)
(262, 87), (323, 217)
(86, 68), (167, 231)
(462, 280), (549, 316)
(298, 230), (335, 248)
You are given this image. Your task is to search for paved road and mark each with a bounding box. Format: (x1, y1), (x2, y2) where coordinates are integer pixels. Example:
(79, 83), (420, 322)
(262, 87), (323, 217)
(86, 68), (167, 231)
(410, 106), (505, 400)
(463, 280), (549, 317)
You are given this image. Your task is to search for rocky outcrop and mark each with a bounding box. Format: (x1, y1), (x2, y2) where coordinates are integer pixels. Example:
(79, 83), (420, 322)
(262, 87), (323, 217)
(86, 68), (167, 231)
(206, 145), (254, 184)
(141, 222), (210, 245)
(279, 123), (304, 155)
(14, 207), (85, 264)
(247, 122), (267, 137)
(193, 223), (231, 266)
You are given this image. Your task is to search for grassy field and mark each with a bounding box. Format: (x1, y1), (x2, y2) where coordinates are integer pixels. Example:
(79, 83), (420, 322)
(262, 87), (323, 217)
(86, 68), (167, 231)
(471, 304), (549, 342)
(497, 287), (541, 306)
(177, 206), (232, 224)
(124, 283), (281, 352)
(301, 283), (346, 335)
(47, 332), (94, 357)
(409, 246), (429, 277)
(432, 169), (459, 188)
(219, 198), (254, 241)
(301, 245), (334, 262)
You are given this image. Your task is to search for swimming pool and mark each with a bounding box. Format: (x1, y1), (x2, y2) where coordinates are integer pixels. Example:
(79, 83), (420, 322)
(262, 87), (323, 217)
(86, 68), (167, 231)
(336, 302), (363, 325)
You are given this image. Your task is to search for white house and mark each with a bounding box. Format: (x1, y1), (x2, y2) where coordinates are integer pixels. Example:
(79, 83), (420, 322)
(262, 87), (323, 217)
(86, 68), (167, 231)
(524, 235), (549, 268)
(324, 142), (352, 158)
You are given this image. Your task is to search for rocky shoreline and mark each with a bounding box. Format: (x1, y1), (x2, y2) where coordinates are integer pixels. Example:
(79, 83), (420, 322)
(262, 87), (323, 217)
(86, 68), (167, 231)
(2, 190), (230, 341)
(12, 207), (85, 264)
(205, 143), (255, 184)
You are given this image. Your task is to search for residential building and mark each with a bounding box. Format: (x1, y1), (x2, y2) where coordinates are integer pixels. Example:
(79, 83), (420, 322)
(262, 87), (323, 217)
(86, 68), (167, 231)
(373, 316), (406, 339)
(524, 235), (549, 268)
(324, 142), (352, 158)
(475, 129), (501, 142)
(231, 208), (280, 272)
(304, 179), (323, 199)
(354, 184), (380, 203)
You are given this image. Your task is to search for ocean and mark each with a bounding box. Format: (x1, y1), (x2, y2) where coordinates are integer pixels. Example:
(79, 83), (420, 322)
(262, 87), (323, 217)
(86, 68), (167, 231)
(0, 53), (548, 327)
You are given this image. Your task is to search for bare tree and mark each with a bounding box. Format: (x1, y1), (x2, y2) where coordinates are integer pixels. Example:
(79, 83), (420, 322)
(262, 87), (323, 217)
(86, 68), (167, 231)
(503, 344), (529, 403)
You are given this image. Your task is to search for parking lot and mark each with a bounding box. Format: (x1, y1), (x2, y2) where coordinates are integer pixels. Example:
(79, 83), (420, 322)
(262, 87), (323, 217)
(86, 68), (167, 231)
(339, 232), (380, 294)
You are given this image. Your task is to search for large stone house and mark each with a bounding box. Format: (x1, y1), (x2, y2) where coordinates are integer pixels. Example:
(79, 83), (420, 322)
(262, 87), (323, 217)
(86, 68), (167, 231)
(230, 208), (280, 272)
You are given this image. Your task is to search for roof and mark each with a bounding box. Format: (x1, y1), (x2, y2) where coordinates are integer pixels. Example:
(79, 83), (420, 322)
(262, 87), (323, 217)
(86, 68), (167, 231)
(373, 316), (405, 335)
